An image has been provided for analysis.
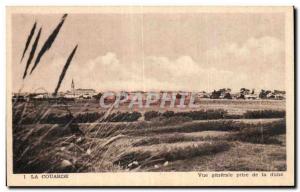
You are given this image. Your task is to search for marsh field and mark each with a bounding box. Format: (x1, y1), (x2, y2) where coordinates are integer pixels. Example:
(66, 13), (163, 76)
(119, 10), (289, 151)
(12, 99), (286, 173)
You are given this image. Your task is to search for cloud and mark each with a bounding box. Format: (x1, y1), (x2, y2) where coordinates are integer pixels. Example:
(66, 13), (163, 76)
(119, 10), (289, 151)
(202, 36), (285, 90)
(15, 36), (285, 93)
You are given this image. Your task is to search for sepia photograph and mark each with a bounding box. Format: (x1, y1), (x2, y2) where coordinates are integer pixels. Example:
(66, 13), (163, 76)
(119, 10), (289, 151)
(6, 6), (294, 186)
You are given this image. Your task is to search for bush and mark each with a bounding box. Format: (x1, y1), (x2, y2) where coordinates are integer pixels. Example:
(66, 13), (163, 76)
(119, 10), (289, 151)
(106, 112), (142, 122)
(161, 141), (231, 162)
(243, 110), (285, 119)
(144, 109), (229, 121)
(18, 111), (142, 124)
(149, 116), (193, 127)
(144, 111), (161, 121)
(162, 111), (175, 118)
(206, 109), (227, 119)
(74, 112), (104, 123)
(40, 113), (73, 124)
(229, 119), (286, 144)
(127, 120), (237, 136)
(115, 141), (231, 167)
(133, 132), (195, 147)
(224, 114), (242, 119)
(173, 109), (227, 120)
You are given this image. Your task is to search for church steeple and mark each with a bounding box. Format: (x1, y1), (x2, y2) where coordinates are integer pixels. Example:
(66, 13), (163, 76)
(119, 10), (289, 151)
(71, 79), (75, 96)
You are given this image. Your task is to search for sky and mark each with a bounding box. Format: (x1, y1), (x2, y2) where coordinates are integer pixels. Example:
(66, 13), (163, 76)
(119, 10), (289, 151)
(11, 12), (286, 93)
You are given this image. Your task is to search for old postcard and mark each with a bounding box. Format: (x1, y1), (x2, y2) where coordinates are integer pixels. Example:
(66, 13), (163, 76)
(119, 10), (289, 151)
(6, 6), (294, 186)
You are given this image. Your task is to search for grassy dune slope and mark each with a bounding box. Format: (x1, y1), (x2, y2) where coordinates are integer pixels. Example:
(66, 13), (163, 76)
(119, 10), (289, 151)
(13, 116), (286, 173)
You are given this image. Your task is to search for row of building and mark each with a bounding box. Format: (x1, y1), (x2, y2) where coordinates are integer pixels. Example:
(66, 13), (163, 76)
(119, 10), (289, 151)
(13, 89), (285, 101)
(12, 81), (286, 101)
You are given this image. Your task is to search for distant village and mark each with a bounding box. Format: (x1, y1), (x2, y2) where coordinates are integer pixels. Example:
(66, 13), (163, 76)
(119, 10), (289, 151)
(13, 80), (286, 102)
